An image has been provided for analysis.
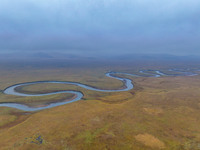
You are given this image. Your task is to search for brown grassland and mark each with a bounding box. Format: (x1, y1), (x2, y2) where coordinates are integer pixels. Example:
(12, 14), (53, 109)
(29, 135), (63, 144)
(0, 60), (200, 150)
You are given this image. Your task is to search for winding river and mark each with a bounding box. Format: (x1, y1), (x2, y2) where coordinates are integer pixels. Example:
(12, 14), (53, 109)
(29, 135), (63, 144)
(0, 69), (199, 111)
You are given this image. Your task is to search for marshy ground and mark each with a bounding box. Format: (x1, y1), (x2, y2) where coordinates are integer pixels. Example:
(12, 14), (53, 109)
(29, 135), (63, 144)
(0, 59), (200, 150)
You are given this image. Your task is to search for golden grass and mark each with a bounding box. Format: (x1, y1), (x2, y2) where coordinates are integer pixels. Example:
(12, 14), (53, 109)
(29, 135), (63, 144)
(135, 133), (165, 149)
(0, 115), (17, 127)
(143, 107), (163, 115)
(0, 66), (200, 149)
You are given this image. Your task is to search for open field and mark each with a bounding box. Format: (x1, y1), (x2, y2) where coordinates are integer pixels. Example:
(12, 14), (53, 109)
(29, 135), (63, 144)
(0, 60), (200, 150)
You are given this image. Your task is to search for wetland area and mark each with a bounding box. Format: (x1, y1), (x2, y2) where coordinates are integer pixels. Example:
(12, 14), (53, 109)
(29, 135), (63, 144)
(0, 58), (200, 150)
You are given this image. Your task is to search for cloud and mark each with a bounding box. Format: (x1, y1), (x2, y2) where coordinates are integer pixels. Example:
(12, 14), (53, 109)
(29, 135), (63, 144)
(0, 0), (200, 55)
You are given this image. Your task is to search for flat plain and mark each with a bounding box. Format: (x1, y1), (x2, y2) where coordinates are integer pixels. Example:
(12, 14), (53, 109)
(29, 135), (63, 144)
(0, 59), (200, 150)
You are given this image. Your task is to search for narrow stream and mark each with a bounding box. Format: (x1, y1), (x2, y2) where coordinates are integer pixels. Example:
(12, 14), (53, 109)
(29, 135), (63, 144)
(0, 69), (198, 111)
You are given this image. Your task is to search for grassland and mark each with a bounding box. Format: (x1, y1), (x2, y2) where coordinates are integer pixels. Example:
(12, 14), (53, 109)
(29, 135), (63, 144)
(0, 60), (200, 150)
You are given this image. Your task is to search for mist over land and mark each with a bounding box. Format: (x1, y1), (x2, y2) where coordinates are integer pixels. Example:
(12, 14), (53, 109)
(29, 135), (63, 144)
(1, 51), (200, 61)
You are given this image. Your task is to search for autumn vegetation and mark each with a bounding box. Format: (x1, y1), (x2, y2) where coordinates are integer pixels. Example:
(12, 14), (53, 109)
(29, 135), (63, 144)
(0, 60), (200, 150)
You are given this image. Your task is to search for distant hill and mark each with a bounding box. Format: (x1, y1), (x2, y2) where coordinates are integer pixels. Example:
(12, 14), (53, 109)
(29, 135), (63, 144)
(0, 52), (200, 62)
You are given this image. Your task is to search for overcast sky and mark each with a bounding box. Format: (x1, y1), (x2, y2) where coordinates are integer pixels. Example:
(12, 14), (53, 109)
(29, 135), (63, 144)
(0, 0), (200, 56)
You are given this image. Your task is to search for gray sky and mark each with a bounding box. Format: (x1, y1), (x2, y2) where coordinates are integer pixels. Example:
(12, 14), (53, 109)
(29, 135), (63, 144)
(0, 0), (200, 56)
